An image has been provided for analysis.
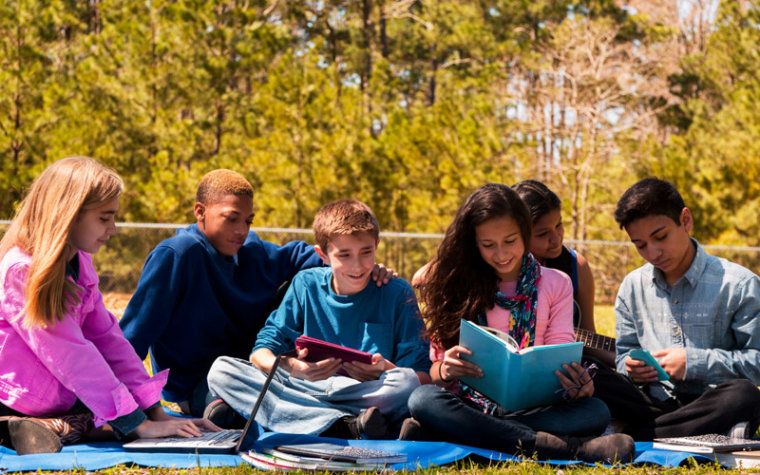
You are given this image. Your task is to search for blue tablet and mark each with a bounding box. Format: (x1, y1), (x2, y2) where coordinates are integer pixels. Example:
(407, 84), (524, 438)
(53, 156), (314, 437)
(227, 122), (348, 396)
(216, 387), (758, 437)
(629, 349), (670, 381)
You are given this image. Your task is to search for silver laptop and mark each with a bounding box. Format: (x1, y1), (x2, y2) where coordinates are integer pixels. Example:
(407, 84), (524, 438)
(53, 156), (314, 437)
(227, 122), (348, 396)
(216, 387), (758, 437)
(123, 355), (284, 454)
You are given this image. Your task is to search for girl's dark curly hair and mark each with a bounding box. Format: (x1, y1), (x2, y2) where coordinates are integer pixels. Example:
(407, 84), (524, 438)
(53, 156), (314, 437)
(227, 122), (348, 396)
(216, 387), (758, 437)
(420, 183), (532, 349)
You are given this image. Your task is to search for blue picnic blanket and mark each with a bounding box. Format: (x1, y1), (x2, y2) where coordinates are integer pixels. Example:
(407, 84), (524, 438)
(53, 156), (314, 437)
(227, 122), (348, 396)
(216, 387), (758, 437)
(0, 430), (713, 472)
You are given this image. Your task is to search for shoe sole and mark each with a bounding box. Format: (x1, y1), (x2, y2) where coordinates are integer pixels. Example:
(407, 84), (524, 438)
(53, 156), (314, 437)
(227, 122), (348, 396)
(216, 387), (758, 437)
(9, 420), (62, 455)
(203, 400), (246, 429)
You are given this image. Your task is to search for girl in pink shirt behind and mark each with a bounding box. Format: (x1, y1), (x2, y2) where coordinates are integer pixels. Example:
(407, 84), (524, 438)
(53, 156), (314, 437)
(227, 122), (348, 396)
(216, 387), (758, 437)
(0, 157), (218, 455)
(403, 183), (634, 464)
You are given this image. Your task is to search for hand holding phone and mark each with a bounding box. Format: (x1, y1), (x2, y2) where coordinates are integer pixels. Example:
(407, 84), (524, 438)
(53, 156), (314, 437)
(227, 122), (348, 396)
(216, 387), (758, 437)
(629, 349), (670, 381)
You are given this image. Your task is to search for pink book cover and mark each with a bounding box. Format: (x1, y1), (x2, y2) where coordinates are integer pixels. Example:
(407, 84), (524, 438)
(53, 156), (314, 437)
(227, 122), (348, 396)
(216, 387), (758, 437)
(294, 336), (373, 375)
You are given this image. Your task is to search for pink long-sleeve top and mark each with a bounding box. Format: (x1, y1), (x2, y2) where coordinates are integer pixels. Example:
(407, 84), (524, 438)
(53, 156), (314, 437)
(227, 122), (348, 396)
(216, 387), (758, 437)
(0, 247), (167, 427)
(430, 266), (575, 361)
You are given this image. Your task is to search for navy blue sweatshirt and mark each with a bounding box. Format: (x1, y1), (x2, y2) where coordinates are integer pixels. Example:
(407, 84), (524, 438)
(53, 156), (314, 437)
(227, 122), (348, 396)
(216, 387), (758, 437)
(119, 224), (322, 403)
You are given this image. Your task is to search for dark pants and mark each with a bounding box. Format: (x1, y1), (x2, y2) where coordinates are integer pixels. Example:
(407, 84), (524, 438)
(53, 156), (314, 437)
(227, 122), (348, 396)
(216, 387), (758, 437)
(179, 377), (217, 417)
(408, 385), (610, 455)
(593, 367), (760, 440)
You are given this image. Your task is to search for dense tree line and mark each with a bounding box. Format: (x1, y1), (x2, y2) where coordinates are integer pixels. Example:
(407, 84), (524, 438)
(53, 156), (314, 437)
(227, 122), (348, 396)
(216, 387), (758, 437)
(1, 0), (759, 293)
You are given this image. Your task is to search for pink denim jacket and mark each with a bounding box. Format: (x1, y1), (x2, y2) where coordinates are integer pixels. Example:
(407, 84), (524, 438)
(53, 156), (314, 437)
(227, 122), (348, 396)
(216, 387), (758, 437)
(0, 247), (167, 427)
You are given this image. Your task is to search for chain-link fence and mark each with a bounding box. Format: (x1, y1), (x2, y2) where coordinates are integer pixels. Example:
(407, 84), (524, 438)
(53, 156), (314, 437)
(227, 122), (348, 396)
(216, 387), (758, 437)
(3, 221), (760, 305)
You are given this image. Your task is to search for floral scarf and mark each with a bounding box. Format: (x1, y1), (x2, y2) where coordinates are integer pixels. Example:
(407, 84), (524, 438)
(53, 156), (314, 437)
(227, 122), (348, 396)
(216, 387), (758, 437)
(492, 252), (541, 347)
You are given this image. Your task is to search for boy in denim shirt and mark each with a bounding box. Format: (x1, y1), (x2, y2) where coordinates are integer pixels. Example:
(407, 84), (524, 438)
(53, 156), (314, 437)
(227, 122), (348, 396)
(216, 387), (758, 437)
(207, 199), (430, 438)
(594, 178), (760, 439)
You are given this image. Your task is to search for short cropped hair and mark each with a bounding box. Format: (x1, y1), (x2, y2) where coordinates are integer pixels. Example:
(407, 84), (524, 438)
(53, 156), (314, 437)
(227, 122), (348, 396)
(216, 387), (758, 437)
(196, 169), (253, 205)
(614, 177), (685, 229)
(313, 199), (380, 251)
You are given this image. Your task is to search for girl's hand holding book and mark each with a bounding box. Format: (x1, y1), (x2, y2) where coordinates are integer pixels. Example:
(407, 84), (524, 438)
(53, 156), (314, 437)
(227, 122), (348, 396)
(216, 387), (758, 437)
(437, 345), (483, 385)
(555, 362), (595, 399)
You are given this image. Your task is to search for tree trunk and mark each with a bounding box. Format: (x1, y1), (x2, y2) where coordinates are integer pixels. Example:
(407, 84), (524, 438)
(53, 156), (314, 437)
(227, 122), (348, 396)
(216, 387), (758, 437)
(361, 0), (373, 117)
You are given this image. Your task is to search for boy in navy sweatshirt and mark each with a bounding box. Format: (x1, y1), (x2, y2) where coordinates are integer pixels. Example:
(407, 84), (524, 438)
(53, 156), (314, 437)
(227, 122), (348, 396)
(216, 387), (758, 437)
(120, 171), (392, 418)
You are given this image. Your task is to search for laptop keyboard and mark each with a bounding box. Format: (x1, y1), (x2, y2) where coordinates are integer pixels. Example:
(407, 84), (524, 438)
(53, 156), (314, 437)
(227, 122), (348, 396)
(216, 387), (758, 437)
(155, 429), (243, 447)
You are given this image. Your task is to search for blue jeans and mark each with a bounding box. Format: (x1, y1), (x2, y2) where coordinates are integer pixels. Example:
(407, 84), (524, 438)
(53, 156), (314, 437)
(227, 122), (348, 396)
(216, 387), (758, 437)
(408, 385), (610, 454)
(207, 356), (420, 435)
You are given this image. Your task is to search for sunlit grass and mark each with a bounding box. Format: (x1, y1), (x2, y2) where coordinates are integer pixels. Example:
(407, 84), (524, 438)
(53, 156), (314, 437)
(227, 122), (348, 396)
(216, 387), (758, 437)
(595, 304), (615, 338)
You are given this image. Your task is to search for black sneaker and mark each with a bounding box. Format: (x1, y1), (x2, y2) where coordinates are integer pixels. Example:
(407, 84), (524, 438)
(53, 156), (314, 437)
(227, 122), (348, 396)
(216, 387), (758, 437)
(398, 417), (423, 441)
(202, 399), (246, 429)
(352, 407), (388, 440)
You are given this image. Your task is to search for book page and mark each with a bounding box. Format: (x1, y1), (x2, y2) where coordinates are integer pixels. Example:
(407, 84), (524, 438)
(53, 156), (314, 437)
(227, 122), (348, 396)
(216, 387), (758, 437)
(480, 325), (519, 352)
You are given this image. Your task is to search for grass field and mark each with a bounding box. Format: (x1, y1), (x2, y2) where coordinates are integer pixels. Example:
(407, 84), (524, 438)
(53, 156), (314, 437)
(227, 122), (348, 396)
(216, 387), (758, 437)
(592, 305), (615, 338)
(94, 296), (740, 473)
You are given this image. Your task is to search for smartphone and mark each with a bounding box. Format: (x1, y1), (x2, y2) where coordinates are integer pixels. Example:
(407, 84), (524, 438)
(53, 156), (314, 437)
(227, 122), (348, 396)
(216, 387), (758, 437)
(629, 349), (670, 381)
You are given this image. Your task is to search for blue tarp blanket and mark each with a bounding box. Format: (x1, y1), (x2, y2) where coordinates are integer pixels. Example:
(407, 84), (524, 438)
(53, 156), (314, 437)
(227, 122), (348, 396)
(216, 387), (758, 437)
(0, 430), (715, 472)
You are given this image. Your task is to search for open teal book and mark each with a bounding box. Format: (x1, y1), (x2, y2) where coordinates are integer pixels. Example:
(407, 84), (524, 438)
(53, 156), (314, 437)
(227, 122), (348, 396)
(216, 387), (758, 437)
(458, 319), (583, 412)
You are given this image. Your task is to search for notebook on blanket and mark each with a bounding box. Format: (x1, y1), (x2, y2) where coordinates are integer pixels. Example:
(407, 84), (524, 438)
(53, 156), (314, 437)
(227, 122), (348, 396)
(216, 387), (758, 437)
(123, 355), (284, 454)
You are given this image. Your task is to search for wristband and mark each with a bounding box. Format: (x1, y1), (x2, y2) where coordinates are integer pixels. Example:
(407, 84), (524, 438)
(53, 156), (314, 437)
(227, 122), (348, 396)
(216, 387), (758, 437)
(438, 362), (454, 383)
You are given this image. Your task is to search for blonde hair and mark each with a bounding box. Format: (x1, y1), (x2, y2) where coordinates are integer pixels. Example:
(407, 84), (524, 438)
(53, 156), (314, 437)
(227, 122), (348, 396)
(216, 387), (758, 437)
(0, 156), (123, 328)
(196, 169), (253, 205)
(313, 199), (380, 251)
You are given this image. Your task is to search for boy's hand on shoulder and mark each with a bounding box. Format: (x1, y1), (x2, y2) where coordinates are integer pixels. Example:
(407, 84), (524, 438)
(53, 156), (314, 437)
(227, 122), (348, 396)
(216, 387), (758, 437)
(652, 348), (686, 381)
(625, 357), (659, 383)
(342, 353), (394, 381)
(284, 348), (342, 381)
(371, 263), (398, 286)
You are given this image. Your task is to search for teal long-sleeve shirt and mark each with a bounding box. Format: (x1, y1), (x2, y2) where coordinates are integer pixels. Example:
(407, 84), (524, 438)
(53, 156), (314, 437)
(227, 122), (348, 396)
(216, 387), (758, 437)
(254, 267), (431, 374)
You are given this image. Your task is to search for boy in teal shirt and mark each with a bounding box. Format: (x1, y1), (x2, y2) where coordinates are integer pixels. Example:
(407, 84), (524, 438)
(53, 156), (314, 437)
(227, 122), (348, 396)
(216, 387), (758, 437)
(207, 199), (431, 438)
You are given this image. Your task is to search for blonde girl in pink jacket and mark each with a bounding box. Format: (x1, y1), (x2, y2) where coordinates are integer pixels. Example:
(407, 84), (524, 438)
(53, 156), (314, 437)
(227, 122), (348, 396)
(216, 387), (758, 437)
(0, 157), (217, 454)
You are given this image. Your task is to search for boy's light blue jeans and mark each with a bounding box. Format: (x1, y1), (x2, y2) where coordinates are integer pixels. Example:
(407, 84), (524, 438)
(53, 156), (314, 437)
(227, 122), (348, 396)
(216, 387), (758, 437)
(207, 356), (420, 435)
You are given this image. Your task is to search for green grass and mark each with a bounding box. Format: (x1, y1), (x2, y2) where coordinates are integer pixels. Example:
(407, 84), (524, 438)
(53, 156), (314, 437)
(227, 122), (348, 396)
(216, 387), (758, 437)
(46, 457), (735, 474)
(595, 304), (615, 338)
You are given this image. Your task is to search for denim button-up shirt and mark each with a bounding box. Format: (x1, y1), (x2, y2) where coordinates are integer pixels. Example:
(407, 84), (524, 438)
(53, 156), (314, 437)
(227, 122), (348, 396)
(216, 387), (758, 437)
(615, 239), (760, 395)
